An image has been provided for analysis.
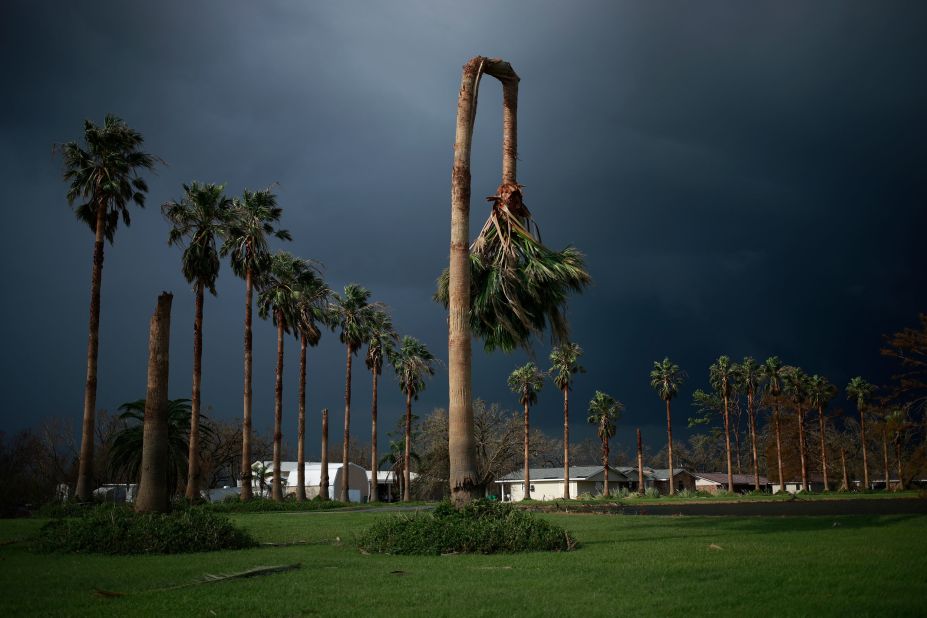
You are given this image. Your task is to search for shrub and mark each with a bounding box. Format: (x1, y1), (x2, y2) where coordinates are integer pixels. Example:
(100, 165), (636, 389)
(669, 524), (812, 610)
(576, 492), (595, 501)
(358, 499), (576, 555)
(34, 505), (256, 554)
(644, 487), (661, 498)
(207, 496), (350, 513)
(675, 489), (697, 499)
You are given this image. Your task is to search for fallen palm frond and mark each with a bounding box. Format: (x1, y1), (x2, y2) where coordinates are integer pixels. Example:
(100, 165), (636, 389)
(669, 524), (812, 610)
(91, 563), (302, 598)
(436, 182), (590, 352)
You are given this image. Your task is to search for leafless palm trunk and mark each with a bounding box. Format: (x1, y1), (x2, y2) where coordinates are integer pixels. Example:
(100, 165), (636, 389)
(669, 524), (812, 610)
(748, 392), (760, 491)
(271, 313), (285, 502)
(881, 426), (891, 491)
(797, 407), (808, 492)
(774, 404), (785, 493)
(602, 431), (610, 498)
(522, 401), (531, 500)
(296, 336), (307, 501)
(859, 406), (870, 489)
(840, 447), (849, 491)
(665, 399), (675, 496)
(637, 428), (645, 495)
(404, 388), (413, 502)
(723, 395), (734, 492)
(185, 282), (205, 501)
(340, 345), (352, 502)
(562, 388), (570, 499)
(239, 267), (254, 501)
(448, 56), (519, 506)
(320, 408), (329, 500)
(135, 293), (173, 514)
(370, 369), (379, 503)
(818, 406), (830, 491)
(76, 201), (106, 502)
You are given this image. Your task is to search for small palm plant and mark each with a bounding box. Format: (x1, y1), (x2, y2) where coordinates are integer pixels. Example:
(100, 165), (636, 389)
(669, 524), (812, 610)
(649, 358), (685, 495)
(587, 391), (622, 497)
(846, 377), (876, 489)
(508, 362), (546, 500)
(391, 336), (437, 502)
(549, 343), (585, 499)
(709, 355), (737, 493)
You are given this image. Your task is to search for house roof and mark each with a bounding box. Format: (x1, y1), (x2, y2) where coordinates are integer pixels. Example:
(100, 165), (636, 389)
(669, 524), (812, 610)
(616, 467), (689, 481)
(496, 466), (628, 483)
(693, 472), (771, 486)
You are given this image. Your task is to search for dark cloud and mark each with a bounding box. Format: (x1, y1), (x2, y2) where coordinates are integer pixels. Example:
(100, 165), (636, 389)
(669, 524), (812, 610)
(1, 1), (924, 453)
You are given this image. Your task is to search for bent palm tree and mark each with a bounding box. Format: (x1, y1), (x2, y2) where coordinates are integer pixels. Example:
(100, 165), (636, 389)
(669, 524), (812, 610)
(222, 188), (290, 500)
(587, 391), (622, 497)
(366, 309), (397, 502)
(257, 251), (322, 501)
(709, 355), (736, 493)
(392, 336), (437, 502)
(846, 376), (876, 489)
(162, 181), (232, 500)
(808, 374), (837, 491)
(549, 342), (585, 499)
(784, 367), (810, 492)
(508, 362), (546, 501)
(650, 358), (685, 495)
(763, 357), (787, 492)
(736, 357), (763, 491)
(60, 114), (158, 501)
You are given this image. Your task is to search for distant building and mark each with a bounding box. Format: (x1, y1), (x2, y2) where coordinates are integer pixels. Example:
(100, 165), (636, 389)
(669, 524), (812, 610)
(249, 461), (370, 502)
(692, 472), (771, 494)
(617, 467), (696, 494)
(495, 466), (630, 501)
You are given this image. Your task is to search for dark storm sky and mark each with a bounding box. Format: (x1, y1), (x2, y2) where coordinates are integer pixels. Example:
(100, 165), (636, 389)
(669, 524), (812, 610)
(1, 1), (925, 457)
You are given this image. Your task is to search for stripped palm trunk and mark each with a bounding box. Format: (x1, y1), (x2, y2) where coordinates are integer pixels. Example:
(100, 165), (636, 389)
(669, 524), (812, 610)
(774, 404), (785, 493)
(748, 391), (760, 491)
(340, 345), (352, 502)
(271, 312), (285, 502)
(370, 368), (379, 502)
(296, 336), (308, 501)
(818, 405), (829, 491)
(135, 293), (173, 514)
(562, 387), (570, 499)
(637, 429), (645, 495)
(601, 426), (610, 497)
(797, 406), (808, 492)
(240, 267), (254, 501)
(665, 399), (675, 496)
(859, 405), (870, 489)
(448, 56), (519, 506)
(722, 394), (734, 492)
(840, 447), (849, 491)
(320, 408), (329, 500)
(404, 388), (413, 502)
(522, 400), (531, 500)
(76, 200), (106, 502)
(185, 281), (205, 501)
(881, 427), (891, 491)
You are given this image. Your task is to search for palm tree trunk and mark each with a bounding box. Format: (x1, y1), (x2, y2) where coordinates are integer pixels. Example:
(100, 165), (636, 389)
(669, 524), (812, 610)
(859, 406), (870, 489)
(840, 447), (849, 491)
(239, 267), (254, 501)
(748, 392), (760, 491)
(185, 282), (204, 501)
(774, 405), (785, 493)
(135, 293), (173, 513)
(895, 440), (904, 491)
(562, 388), (570, 500)
(881, 427), (891, 491)
(320, 408), (329, 500)
(404, 388), (413, 502)
(296, 336), (307, 502)
(76, 201), (106, 502)
(448, 57), (519, 507)
(723, 395), (734, 493)
(818, 406), (829, 492)
(271, 314), (285, 502)
(665, 399), (675, 496)
(798, 407), (808, 492)
(522, 401), (531, 500)
(637, 428), (645, 495)
(340, 345), (352, 502)
(370, 369), (379, 503)
(602, 435), (610, 497)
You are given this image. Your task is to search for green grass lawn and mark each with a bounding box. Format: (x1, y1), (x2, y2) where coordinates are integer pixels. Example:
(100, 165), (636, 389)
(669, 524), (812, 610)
(523, 489), (925, 507)
(1, 510), (925, 616)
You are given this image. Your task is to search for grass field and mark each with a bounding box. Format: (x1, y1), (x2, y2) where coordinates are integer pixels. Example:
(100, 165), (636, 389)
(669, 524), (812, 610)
(1, 509), (925, 616)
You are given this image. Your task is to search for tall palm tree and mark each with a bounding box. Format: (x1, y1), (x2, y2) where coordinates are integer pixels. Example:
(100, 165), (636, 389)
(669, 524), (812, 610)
(392, 336), (437, 502)
(784, 367), (810, 492)
(846, 376), (876, 489)
(379, 438), (421, 502)
(366, 309), (397, 502)
(650, 358), (685, 495)
(222, 188), (290, 500)
(763, 357), (787, 492)
(162, 181), (232, 500)
(587, 391), (622, 497)
(709, 355), (737, 493)
(508, 362), (546, 501)
(884, 408), (909, 490)
(257, 251), (322, 501)
(292, 274), (332, 501)
(736, 357), (763, 491)
(549, 342), (585, 499)
(60, 114), (158, 502)
(331, 284), (381, 502)
(808, 374), (837, 491)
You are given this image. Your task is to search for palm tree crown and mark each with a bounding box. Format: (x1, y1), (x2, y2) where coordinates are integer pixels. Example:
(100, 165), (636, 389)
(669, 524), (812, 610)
(650, 357), (685, 401)
(392, 336), (437, 398)
(366, 309), (398, 377)
(332, 284), (382, 354)
(846, 376), (876, 410)
(293, 274), (333, 347)
(709, 355), (737, 398)
(762, 356), (786, 397)
(508, 362), (546, 407)
(61, 114), (158, 243)
(549, 342), (585, 391)
(587, 391), (622, 441)
(222, 187), (291, 282)
(736, 357), (762, 397)
(257, 252), (324, 330)
(808, 374), (837, 410)
(783, 366), (809, 406)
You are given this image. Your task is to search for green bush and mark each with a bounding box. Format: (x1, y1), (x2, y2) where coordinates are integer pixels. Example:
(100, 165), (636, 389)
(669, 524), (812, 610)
(206, 496), (350, 513)
(358, 499), (576, 555)
(34, 505), (256, 554)
(644, 487), (661, 498)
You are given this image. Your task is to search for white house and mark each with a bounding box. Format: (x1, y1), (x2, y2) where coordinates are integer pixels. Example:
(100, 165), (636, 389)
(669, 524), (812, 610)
(495, 466), (630, 501)
(250, 461), (370, 502)
(692, 472), (771, 494)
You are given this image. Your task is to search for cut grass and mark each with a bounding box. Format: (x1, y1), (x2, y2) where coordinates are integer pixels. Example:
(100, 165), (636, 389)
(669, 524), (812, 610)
(0, 510), (925, 616)
(522, 489), (925, 507)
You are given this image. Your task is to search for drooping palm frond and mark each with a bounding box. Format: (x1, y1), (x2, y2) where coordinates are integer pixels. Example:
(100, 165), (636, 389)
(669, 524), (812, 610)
(366, 309), (398, 376)
(435, 183), (591, 352)
(220, 187), (291, 284)
(256, 251), (325, 335)
(549, 342), (585, 392)
(650, 357), (686, 402)
(587, 391), (622, 440)
(392, 336), (437, 399)
(331, 284), (384, 354)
